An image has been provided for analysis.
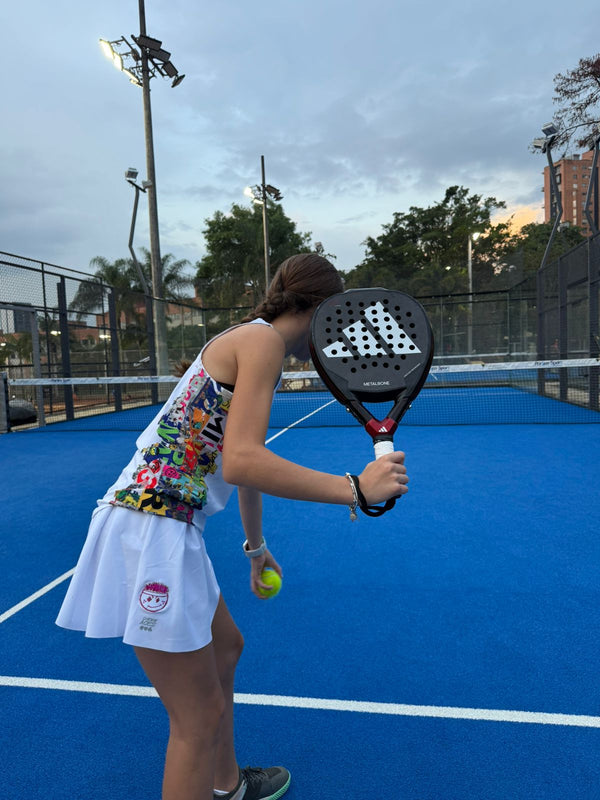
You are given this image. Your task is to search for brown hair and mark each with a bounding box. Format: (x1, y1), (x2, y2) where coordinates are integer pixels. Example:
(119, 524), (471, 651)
(173, 359), (193, 378)
(172, 254), (342, 377)
(241, 253), (343, 323)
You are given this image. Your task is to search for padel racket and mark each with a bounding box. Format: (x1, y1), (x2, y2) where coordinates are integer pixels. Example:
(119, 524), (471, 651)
(309, 287), (434, 515)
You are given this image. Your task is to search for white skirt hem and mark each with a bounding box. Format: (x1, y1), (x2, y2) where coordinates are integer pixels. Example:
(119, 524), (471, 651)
(56, 504), (221, 653)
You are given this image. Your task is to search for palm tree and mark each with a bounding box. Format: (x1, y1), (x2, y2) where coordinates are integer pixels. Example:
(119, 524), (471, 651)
(136, 249), (195, 302)
(68, 253), (195, 355)
(70, 253), (195, 315)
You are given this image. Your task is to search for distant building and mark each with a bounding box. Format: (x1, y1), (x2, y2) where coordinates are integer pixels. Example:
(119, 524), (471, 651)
(543, 150), (599, 234)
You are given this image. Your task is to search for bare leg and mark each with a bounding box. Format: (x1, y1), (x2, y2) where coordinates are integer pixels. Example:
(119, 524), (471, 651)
(134, 643), (225, 800)
(211, 595), (245, 792)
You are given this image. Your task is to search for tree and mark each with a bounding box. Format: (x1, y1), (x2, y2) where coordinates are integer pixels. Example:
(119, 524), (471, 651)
(552, 54), (600, 149)
(195, 200), (313, 307)
(134, 249), (195, 301)
(70, 252), (194, 315)
(496, 221), (586, 286)
(0, 333), (32, 367)
(344, 186), (511, 296)
(69, 252), (195, 355)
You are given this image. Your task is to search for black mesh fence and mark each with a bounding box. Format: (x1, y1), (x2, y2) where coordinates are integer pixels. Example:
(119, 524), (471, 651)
(0, 252), (252, 383)
(1, 238), (598, 387)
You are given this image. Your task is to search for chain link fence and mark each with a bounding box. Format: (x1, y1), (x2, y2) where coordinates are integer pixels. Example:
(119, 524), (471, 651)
(0, 252), (251, 384)
(419, 277), (538, 364)
(2, 236), (598, 383)
(537, 230), (600, 360)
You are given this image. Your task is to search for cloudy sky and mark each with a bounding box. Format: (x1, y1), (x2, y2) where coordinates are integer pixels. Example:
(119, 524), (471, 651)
(1, 0), (598, 277)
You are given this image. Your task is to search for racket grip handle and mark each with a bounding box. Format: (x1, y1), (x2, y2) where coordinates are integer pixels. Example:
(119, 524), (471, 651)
(374, 439), (394, 459)
(373, 436), (400, 510)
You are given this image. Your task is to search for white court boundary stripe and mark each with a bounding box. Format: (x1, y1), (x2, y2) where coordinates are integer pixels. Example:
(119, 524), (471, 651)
(8, 404), (597, 730)
(1, 676), (599, 728)
(265, 399), (336, 444)
(0, 403), (335, 624)
(0, 568), (75, 624)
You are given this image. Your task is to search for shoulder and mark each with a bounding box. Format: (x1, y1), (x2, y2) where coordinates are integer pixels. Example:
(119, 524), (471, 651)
(228, 323), (284, 390)
(227, 321), (284, 356)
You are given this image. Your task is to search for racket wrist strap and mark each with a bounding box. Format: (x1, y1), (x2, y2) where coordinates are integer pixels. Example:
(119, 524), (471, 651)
(350, 474), (394, 517)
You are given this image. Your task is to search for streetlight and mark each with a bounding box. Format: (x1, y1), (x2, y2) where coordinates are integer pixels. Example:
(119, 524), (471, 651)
(244, 155), (283, 291)
(99, 0), (185, 377)
(466, 232), (480, 356)
(124, 167), (152, 295)
(532, 122), (561, 273)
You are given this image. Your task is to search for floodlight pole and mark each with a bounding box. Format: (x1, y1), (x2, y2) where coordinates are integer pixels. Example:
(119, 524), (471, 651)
(127, 181), (150, 294)
(467, 235), (473, 356)
(260, 155), (271, 291)
(539, 136), (562, 273)
(466, 234), (480, 356)
(583, 133), (600, 236)
(138, 0), (169, 377)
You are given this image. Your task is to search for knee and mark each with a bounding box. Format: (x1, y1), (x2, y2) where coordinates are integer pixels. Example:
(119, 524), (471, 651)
(233, 628), (244, 661)
(220, 629), (244, 677)
(169, 685), (226, 743)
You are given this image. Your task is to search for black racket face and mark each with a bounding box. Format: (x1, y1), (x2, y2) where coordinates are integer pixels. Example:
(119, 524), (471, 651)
(310, 288), (434, 411)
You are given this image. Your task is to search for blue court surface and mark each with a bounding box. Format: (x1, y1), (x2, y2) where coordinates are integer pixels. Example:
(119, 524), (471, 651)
(1, 406), (600, 798)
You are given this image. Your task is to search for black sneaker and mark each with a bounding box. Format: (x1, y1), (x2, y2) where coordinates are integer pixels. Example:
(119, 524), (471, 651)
(215, 765), (291, 800)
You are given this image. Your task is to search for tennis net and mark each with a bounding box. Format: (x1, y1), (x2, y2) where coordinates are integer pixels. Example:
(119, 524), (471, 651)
(2, 358), (599, 433)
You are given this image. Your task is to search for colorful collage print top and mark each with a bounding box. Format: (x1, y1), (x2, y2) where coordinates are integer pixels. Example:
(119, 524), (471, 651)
(110, 365), (233, 524)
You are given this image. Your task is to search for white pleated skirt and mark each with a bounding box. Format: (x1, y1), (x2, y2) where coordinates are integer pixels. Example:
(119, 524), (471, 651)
(56, 503), (221, 652)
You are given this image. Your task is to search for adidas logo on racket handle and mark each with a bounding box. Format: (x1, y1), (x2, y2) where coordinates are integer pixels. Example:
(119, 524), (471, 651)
(365, 418), (397, 437)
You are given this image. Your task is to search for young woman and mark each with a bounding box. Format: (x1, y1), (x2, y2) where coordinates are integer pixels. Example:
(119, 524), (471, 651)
(56, 253), (409, 800)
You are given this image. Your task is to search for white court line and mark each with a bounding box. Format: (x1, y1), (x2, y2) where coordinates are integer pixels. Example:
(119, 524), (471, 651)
(1, 675), (599, 728)
(265, 399), (337, 444)
(0, 568), (74, 624)
(0, 402), (336, 625)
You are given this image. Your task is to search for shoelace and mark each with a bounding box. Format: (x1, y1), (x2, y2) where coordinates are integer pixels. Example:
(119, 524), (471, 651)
(240, 766), (270, 791)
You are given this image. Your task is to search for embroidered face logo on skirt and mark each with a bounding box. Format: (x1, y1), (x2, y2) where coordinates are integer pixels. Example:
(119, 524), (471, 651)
(139, 581), (170, 613)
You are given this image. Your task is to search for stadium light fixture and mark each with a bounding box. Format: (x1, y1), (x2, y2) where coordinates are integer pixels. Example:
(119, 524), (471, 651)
(124, 167), (151, 298)
(134, 34), (162, 51)
(541, 122), (559, 137)
(99, 0), (185, 380)
(531, 122), (559, 155)
(532, 122), (563, 272)
(244, 157), (283, 290)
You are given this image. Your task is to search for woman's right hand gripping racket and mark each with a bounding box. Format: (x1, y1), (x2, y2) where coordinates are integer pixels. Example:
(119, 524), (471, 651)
(309, 287), (434, 517)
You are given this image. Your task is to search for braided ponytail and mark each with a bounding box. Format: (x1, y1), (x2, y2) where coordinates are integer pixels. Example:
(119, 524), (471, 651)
(242, 253), (343, 323)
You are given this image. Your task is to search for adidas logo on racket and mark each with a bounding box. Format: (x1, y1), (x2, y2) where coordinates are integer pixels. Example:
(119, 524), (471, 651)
(309, 288), (434, 515)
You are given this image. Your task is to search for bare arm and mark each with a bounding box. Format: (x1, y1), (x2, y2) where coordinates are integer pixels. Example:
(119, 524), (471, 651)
(221, 325), (408, 506)
(237, 485), (283, 598)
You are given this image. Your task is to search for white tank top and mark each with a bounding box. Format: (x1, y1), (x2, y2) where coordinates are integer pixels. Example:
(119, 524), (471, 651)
(102, 318), (273, 526)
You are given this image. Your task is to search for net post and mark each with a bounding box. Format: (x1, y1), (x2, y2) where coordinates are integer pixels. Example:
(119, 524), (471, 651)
(588, 233), (600, 411)
(0, 372), (10, 434)
(57, 277), (74, 420)
(536, 269), (546, 397)
(29, 307), (45, 427)
(558, 255), (568, 401)
(145, 294), (159, 404)
(108, 289), (122, 413)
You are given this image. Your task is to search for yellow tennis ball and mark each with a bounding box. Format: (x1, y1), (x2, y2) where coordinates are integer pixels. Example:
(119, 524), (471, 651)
(258, 567), (282, 598)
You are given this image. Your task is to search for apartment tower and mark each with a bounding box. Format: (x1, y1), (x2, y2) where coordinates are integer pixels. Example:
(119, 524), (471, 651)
(543, 150), (599, 234)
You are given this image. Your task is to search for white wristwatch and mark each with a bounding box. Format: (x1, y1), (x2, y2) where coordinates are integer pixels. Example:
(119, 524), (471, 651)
(243, 537), (267, 558)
